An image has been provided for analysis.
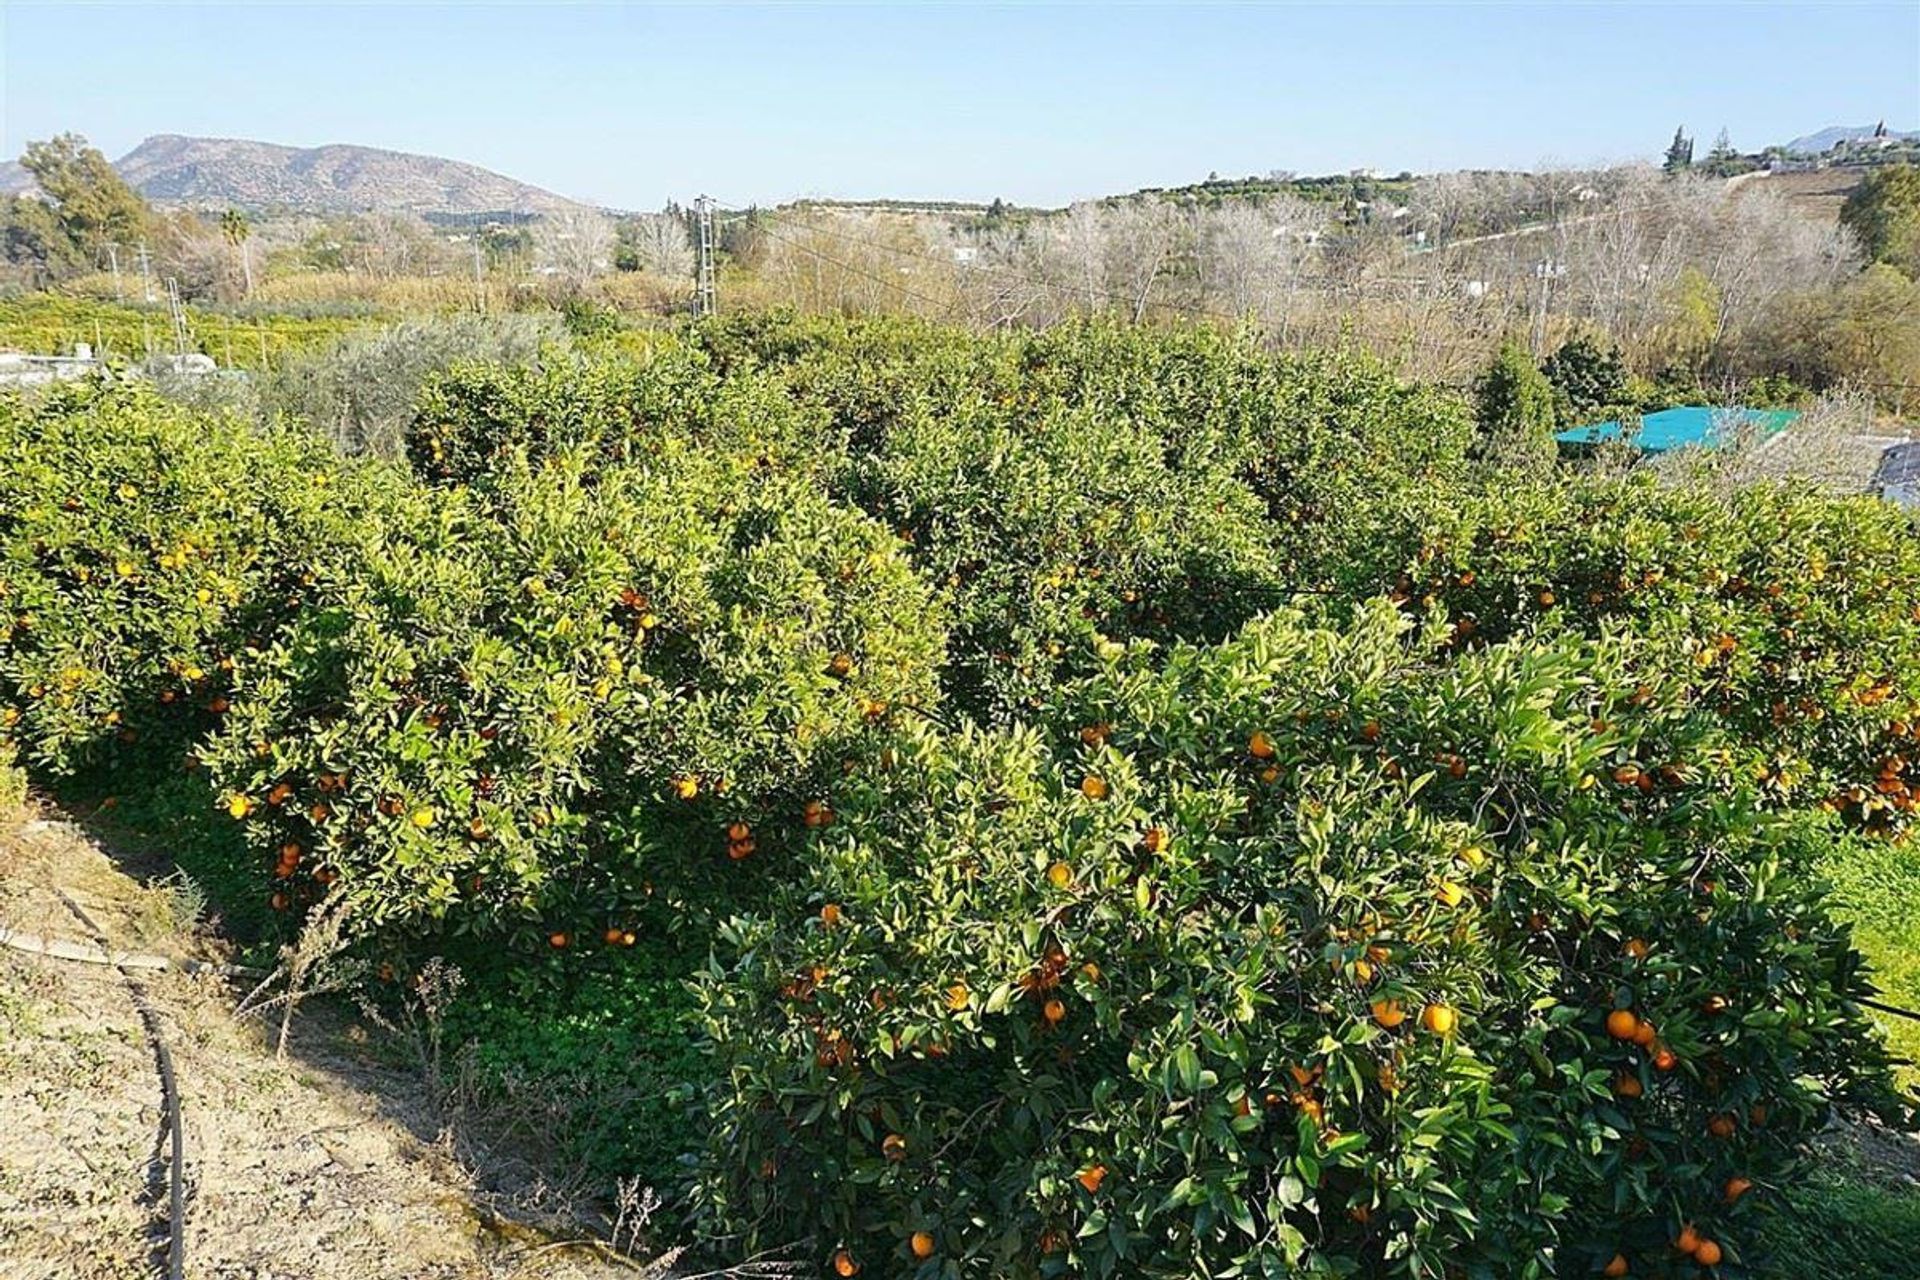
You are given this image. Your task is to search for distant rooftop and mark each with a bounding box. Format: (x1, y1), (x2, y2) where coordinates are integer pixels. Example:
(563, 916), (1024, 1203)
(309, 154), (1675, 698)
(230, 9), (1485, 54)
(1876, 442), (1920, 508)
(1555, 405), (1799, 455)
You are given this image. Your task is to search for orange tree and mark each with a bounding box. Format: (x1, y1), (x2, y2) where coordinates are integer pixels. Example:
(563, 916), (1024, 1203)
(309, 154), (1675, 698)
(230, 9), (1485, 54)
(196, 444), (945, 944)
(442, 314), (1472, 723)
(406, 341), (829, 488)
(1394, 476), (1920, 838)
(0, 379), (385, 778)
(696, 600), (1891, 1278)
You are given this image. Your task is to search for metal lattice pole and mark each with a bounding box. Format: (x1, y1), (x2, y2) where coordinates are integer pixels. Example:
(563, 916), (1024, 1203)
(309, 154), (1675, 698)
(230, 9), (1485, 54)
(694, 195), (717, 318)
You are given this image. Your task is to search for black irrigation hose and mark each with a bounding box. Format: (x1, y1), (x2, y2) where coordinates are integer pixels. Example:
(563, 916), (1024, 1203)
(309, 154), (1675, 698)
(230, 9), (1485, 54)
(50, 888), (187, 1280)
(1857, 995), (1920, 1025)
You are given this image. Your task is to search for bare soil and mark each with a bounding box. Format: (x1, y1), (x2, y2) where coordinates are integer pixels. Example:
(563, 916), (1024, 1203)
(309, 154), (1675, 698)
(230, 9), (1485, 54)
(0, 804), (646, 1280)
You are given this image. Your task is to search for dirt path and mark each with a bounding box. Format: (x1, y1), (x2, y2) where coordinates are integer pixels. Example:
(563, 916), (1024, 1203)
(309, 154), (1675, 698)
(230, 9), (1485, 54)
(0, 807), (642, 1280)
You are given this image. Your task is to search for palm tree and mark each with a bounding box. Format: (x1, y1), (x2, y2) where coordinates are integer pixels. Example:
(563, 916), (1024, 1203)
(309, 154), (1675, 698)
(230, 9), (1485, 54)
(220, 208), (253, 296)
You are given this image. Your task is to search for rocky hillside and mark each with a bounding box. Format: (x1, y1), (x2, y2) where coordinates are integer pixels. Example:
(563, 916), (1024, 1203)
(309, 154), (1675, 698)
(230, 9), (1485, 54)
(1, 134), (583, 217)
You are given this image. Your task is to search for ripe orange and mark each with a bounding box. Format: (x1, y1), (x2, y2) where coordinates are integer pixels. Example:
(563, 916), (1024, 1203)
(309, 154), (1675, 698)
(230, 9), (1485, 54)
(820, 903), (843, 928)
(1723, 1176), (1753, 1202)
(1076, 1164), (1106, 1193)
(1632, 1020), (1657, 1047)
(882, 1133), (907, 1161)
(946, 982), (970, 1011)
(1707, 1114), (1735, 1139)
(1623, 937), (1650, 960)
(1080, 774), (1108, 800)
(1249, 730), (1275, 759)
(1047, 861), (1074, 890)
(1692, 1239), (1721, 1267)
(1420, 1003), (1457, 1036)
(1652, 1046), (1678, 1072)
(832, 1249), (859, 1277)
(1043, 998), (1066, 1024)
(909, 1232), (935, 1260)
(672, 775), (699, 801)
(1605, 1009), (1640, 1040)
(1614, 1073), (1643, 1099)
(1674, 1226), (1700, 1255)
(1602, 1254), (1628, 1278)
(1370, 998), (1408, 1029)
(1142, 826), (1167, 854)
(604, 927), (624, 945)
(1080, 722), (1110, 746)
(227, 794), (253, 820)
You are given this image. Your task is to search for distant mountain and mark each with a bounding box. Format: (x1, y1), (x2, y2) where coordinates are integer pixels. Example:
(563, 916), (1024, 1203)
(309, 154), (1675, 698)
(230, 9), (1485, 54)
(0, 134), (584, 217)
(1783, 124), (1918, 154)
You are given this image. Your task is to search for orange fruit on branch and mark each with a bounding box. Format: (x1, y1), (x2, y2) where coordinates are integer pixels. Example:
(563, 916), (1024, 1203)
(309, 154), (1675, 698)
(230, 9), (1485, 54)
(1371, 998), (1408, 1029)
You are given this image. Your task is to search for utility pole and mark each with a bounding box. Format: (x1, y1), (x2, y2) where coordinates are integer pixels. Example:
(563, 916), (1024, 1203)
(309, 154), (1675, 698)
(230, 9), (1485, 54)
(471, 212), (487, 314)
(694, 195), (716, 319)
(106, 244), (124, 302)
(165, 278), (189, 356)
(136, 241), (155, 303)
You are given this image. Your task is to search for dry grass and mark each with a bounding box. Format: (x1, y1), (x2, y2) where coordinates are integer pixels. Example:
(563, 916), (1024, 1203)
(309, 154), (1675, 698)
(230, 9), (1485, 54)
(0, 808), (654, 1279)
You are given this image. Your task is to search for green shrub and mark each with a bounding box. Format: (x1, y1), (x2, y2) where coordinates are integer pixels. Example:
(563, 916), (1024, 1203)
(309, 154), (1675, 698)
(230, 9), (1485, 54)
(1541, 333), (1629, 420)
(264, 311), (572, 456)
(698, 601), (1890, 1278)
(1472, 338), (1558, 473)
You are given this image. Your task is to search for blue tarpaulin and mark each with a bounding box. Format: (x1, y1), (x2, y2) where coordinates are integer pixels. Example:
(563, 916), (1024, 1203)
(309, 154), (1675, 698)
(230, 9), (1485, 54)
(1555, 406), (1799, 454)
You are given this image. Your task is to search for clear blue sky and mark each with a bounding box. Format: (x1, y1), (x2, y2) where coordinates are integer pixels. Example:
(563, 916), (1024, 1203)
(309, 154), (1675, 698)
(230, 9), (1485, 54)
(4, 2), (1916, 208)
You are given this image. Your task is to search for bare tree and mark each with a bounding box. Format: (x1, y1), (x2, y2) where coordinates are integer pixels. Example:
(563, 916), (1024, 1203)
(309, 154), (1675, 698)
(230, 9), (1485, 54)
(626, 211), (694, 279)
(1195, 197), (1324, 324)
(534, 207), (615, 288)
(1103, 196), (1183, 322)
